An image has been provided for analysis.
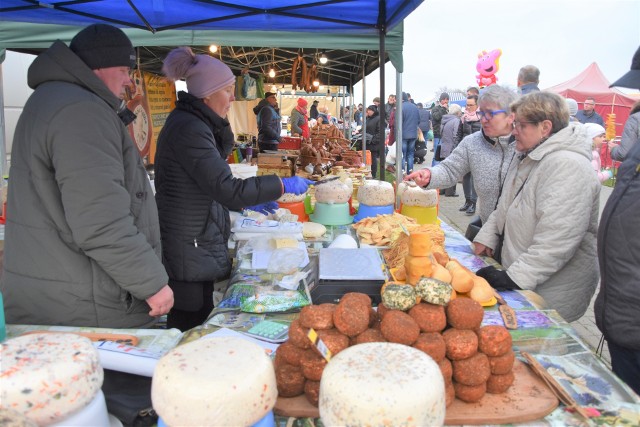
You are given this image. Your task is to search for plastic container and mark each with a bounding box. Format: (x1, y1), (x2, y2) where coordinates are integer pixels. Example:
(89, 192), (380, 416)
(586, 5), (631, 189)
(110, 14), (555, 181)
(158, 411), (275, 427)
(310, 202), (353, 225)
(353, 203), (394, 222)
(50, 390), (110, 427)
(277, 201), (309, 222)
(401, 204), (438, 225)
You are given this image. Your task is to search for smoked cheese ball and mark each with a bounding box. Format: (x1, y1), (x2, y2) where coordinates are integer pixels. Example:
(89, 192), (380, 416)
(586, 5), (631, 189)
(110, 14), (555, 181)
(478, 325), (513, 357)
(409, 303), (447, 333)
(452, 352), (491, 386)
(486, 371), (516, 394)
(442, 328), (478, 360)
(453, 381), (487, 403)
(446, 298), (484, 330)
(299, 303), (336, 330)
(413, 332), (446, 363)
(488, 350), (516, 375)
(380, 310), (421, 345)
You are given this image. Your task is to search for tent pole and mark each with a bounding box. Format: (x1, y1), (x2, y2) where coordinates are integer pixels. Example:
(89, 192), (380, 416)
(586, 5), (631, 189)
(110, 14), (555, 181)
(378, 0), (386, 182)
(361, 60), (367, 168)
(395, 70), (402, 187)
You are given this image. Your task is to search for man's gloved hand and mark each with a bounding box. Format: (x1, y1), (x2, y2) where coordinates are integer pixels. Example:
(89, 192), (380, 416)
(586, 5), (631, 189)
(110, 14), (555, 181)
(475, 266), (521, 291)
(282, 177), (314, 195)
(244, 201), (279, 215)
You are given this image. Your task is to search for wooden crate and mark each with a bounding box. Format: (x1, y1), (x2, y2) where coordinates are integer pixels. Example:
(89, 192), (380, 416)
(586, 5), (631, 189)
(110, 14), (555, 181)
(257, 153), (297, 177)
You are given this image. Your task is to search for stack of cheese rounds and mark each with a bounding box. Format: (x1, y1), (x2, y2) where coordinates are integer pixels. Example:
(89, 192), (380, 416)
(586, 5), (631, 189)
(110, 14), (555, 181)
(152, 337), (277, 426)
(0, 333), (104, 426)
(319, 342), (445, 426)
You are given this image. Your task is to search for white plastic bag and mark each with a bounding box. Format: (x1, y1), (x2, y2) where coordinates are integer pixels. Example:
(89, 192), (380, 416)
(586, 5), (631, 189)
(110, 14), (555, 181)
(386, 143), (397, 165)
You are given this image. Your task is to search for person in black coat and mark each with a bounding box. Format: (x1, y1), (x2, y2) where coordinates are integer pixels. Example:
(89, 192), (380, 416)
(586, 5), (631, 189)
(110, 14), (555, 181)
(364, 105), (383, 178)
(156, 47), (312, 331)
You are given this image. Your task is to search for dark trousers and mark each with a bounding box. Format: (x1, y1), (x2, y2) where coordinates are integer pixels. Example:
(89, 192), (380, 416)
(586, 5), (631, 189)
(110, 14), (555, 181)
(462, 172), (477, 203)
(371, 150), (380, 178)
(608, 340), (640, 395)
(167, 280), (214, 332)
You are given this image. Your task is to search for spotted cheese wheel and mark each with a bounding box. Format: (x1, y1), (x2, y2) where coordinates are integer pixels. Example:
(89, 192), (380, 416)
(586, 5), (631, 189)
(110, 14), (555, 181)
(0, 333), (103, 426)
(319, 343), (445, 426)
(152, 337), (277, 426)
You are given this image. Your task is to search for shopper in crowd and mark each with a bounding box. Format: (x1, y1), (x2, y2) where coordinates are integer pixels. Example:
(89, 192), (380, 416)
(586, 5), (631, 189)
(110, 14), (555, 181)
(156, 47), (312, 331)
(385, 94), (396, 122)
(584, 123), (614, 183)
(437, 104), (463, 196)
(0, 24), (174, 328)
(400, 92), (421, 175)
(290, 97), (310, 139)
(575, 97), (605, 126)
(608, 100), (640, 161)
(517, 65), (540, 95)
(253, 91), (281, 152)
(566, 98), (579, 123)
(431, 92), (449, 166)
(309, 99), (319, 119)
(364, 104), (383, 178)
(595, 47), (640, 394)
(459, 94), (482, 214)
(414, 102), (431, 164)
(372, 97), (381, 108)
(405, 85), (518, 224)
(467, 86), (480, 96)
(474, 91), (600, 323)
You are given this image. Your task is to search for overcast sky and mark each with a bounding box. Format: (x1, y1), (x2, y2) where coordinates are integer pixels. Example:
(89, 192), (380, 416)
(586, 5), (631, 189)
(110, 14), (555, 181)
(354, 0), (640, 105)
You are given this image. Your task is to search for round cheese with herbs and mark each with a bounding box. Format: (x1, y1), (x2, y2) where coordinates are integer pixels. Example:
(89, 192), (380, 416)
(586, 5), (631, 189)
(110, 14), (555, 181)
(152, 337), (277, 426)
(401, 186), (439, 207)
(0, 333), (103, 426)
(319, 343), (445, 426)
(314, 179), (351, 204)
(357, 180), (395, 206)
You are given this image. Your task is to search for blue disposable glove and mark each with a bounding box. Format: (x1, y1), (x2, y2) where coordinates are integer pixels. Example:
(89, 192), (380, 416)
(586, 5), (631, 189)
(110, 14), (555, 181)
(244, 201), (279, 215)
(282, 177), (314, 195)
(475, 266), (521, 291)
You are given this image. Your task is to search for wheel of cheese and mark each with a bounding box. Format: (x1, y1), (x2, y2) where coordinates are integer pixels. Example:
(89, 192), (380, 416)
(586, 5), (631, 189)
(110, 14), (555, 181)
(0, 333), (103, 426)
(152, 337), (277, 426)
(357, 180), (395, 206)
(401, 186), (438, 207)
(319, 342), (445, 426)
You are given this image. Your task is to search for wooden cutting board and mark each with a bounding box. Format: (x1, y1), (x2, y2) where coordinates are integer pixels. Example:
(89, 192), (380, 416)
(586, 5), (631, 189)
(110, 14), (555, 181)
(274, 360), (559, 425)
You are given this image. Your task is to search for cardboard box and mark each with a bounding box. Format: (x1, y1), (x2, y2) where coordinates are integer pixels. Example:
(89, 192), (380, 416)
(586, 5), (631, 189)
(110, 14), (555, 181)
(257, 153), (298, 177)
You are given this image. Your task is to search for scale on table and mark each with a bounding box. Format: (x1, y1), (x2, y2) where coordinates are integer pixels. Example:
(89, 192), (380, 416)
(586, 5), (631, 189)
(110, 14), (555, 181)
(309, 248), (387, 304)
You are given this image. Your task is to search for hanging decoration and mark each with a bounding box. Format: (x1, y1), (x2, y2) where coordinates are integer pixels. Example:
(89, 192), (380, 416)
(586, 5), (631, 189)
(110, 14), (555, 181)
(475, 49), (502, 88)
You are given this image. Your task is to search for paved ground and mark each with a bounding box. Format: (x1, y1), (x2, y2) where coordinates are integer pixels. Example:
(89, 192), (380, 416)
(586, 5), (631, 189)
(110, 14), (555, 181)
(411, 141), (612, 367)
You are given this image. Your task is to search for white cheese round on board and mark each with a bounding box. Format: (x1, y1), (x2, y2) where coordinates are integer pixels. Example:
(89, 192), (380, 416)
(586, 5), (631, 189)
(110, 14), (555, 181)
(0, 333), (103, 426)
(314, 179), (351, 204)
(152, 337), (277, 427)
(319, 342), (445, 426)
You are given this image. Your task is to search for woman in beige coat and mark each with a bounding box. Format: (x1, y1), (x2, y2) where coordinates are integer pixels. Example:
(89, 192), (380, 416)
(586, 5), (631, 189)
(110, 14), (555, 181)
(473, 92), (600, 322)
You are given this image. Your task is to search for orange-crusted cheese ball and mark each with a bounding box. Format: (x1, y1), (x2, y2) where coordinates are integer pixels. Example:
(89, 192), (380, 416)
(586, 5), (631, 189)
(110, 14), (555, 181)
(413, 332), (446, 363)
(300, 352), (328, 381)
(453, 381), (486, 403)
(333, 295), (371, 337)
(478, 325), (513, 357)
(446, 298), (484, 330)
(488, 350), (515, 375)
(486, 371), (515, 394)
(288, 319), (312, 349)
(299, 303), (336, 330)
(355, 328), (387, 345)
(304, 380), (321, 406)
(314, 329), (350, 357)
(442, 328), (478, 360)
(275, 364), (305, 397)
(380, 310), (420, 345)
(452, 352), (491, 386)
(409, 303), (447, 333)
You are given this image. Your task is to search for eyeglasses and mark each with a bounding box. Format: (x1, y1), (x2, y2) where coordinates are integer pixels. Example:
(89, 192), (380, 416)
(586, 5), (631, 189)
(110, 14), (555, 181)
(466, 103), (477, 107)
(513, 120), (538, 131)
(477, 109), (506, 120)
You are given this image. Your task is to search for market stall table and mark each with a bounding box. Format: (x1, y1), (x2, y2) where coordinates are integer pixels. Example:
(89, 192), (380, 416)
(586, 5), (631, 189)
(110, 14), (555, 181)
(5, 222), (639, 426)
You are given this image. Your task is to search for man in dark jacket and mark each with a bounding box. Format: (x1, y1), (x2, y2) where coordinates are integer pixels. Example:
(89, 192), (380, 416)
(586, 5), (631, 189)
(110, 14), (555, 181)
(385, 94), (396, 123)
(310, 100), (319, 119)
(594, 49), (640, 395)
(431, 92), (449, 166)
(254, 92), (282, 152)
(400, 92), (421, 175)
(0, 24), (173, 328)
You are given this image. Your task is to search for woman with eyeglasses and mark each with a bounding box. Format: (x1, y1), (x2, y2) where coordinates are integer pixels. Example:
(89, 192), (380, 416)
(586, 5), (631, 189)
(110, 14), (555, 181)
(474, 91), (600, 323)
(405, 85), (518, 225)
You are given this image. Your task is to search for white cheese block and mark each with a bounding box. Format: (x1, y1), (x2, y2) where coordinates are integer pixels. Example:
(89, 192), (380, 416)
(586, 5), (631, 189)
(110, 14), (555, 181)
(401, 186), (439, 207)
(0, 333), (103, 426)
(152, 337), (277, 426)
(278, 192), (307, 203)
(319, 342), (445, 426)
(357, 180), (395, 206)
